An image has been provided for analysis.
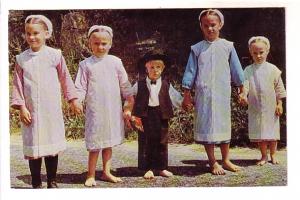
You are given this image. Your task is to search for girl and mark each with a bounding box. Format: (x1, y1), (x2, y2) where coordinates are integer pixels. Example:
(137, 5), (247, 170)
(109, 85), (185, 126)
(11, 15), (81, 188)
(182, 9), (245, 175)
(240, 36), (286, 165)
(75, 25), (134, 186)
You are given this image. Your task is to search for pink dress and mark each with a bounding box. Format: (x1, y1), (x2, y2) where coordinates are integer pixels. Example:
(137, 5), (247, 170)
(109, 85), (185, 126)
(75, 55), (132, 150)
(11, 45), (78, 159)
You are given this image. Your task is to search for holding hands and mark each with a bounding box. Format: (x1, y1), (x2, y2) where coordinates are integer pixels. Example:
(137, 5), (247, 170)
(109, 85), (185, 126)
(20, 105), (32, 126)
(182, 89), (194, 112)
(69, 99), (83, 115)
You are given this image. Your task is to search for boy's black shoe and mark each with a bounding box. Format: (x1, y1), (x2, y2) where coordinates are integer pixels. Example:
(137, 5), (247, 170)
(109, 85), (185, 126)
(32, 183), (42, 189)
(47, 181), (58, 188)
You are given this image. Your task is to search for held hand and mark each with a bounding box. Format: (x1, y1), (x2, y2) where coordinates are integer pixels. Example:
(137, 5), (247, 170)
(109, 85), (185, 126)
(182, 95), (194, 112)
(131, 116), (144, 132)
(238, 93), (248, 106)
(70, 99), (83, 115)
(123, 110), (133, 129)
(275, 104), (283, 116)
(20, 106), (32, 126)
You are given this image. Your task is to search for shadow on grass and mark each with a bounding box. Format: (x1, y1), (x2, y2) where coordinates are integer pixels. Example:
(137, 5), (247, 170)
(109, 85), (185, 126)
(13, 158), (259, 188)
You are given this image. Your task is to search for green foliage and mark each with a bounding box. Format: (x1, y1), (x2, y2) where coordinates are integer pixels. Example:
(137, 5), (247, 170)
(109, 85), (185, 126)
(8, 9), (286, 146)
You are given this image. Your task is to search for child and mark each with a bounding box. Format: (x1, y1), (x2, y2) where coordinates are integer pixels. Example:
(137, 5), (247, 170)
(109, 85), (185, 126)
(182, 9), (245, 175)
(75, 25), (134, 186)
(125, 50), (183, 179)
(11, 15), (82, 188)
(240, 36), (286, 165)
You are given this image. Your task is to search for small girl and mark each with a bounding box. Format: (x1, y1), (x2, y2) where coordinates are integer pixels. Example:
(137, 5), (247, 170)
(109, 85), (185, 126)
(75, 25), (134, 186)
(182, 9), (245, 175)
(240, 36), (286, 165)
(11, 15), (81, 188)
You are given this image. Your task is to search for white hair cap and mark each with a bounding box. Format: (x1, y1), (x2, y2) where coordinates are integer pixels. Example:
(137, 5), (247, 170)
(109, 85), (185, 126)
(198, 9), (224, 25)
(248, 36), (270, 49)
(25, 15), (53, 38)
(88, 25), (113, 38)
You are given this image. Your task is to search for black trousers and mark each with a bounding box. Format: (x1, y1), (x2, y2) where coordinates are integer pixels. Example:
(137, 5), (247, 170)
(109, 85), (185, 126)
(28, 155), (58, 187)
(138, 106), (169, 171)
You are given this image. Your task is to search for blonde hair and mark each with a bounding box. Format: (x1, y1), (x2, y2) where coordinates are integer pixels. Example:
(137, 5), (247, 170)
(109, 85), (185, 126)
(25, 15), (53, 38)
(248, 36), (270, 50)
(198, 9), (224, 26)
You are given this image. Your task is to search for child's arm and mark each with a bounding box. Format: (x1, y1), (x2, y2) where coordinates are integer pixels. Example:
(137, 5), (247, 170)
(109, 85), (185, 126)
(275, 99), (283, 116)
(229, 47), (245, 86)
(57, 56), (79, 101)
(11, 63), (32, 125)
(169, 84), (183, 109)
(238, 83), (248, 106)
(182, 50), (198, 111)
(274, 74), (286, 116)
(182, 89), (193, 111)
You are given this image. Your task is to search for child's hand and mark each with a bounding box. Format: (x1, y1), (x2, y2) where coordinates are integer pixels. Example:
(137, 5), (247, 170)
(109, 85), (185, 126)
(70, 99), (83, 115)
(20, 105), (32, 126)
(182, 90), (194, 112)
(275, 104), (283, 116)
(238, 93), (248, 106)
(131, 116), (144, 132)
(123, 110), (133, 129)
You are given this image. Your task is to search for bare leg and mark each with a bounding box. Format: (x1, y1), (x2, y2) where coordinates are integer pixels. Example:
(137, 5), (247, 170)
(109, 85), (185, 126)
(84, 151), (99, 187)
(270, 141), (279, 164)
(100, 147), (123, 183)
(220, 143), (241, 172)
(257, 141), (268, 166)
(143, 170), (155, 179)
(204, 144), (225, 175)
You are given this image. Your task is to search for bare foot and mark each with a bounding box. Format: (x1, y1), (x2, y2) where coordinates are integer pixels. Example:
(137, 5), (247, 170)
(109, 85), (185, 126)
(84, 177), (96, 187)
(256, 157), (268, 166)
(143, 170), (155, 179)
(159, 170), (173, 178)
(210, 162), (225, 175)
(271, 156), (279, 165)
(100, 173), (123, 183)
(223, 160), (241, 172)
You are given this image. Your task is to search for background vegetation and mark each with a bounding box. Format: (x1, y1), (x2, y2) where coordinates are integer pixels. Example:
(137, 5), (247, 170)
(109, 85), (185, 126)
(8, 8), (286, 146)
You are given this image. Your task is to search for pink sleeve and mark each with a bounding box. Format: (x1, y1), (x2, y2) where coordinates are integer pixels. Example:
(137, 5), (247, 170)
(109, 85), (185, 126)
(11, 63), (25, 109)
(117, 60), (133, 99)
(74, 62), (88, 103)
(56, 56), (78, 102)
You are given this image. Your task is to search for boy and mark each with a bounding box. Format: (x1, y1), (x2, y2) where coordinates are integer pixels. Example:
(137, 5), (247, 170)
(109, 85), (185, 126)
(125, 50), (183, 179)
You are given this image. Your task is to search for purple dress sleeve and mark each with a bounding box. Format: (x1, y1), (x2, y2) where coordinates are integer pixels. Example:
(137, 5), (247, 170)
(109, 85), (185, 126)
(56, 55), (78, 102)
(116, 60), (133, 99)
(11, 63), (25, 109)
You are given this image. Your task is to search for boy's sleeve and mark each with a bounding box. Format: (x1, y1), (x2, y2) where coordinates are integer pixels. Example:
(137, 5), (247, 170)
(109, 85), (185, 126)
(74, 62), (88, 103)
(132, 82), (138, 96)
(11, 63), (25, 109)
(169, 84), (183, 109)
(229, 47), (245, 86)
(117, 60), (133, 99)
(57, 55), (78, 102)
(182, 50), (198, 89)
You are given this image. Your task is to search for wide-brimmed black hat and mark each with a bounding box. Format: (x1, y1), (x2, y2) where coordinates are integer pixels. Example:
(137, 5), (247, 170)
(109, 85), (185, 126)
(137, 49), (170, 75)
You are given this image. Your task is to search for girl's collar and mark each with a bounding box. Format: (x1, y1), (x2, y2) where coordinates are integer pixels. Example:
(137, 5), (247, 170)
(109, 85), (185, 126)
(28, 45), (46, 56)
(253, 61), (267, 67)
(92, 54), (107, 61)
(205, 38), (221, 44)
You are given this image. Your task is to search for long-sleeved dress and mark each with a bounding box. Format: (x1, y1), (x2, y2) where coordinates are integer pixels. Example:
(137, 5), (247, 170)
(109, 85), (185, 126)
(182, 38), (244, 144)
(244, 62), (286, 141)
(75, 55), (132, 150)
(11, 45), (78, 158)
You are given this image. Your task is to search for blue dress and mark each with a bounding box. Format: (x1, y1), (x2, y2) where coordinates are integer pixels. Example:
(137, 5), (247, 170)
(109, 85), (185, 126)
(182, 38), (244, 144)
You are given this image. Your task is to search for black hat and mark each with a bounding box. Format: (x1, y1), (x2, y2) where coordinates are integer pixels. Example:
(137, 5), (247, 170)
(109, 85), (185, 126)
(137, 49), (170, 75)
